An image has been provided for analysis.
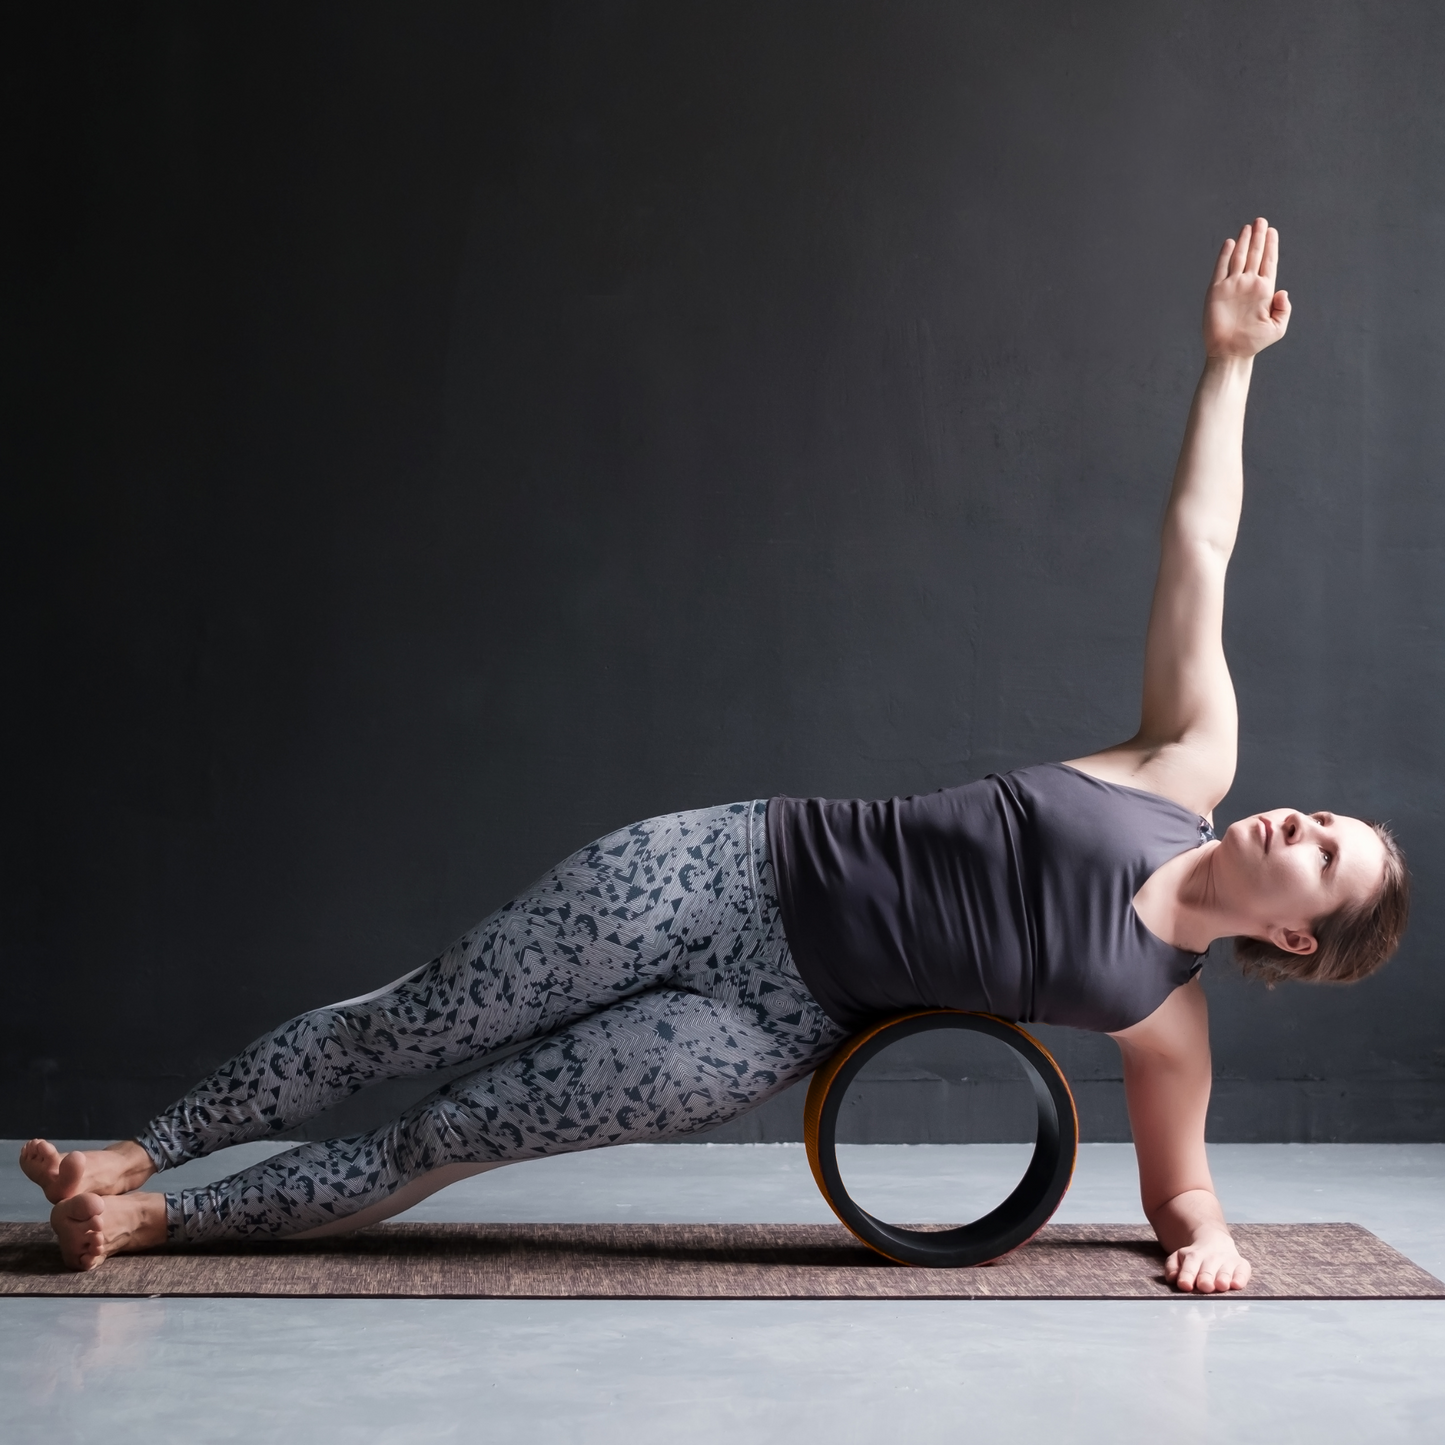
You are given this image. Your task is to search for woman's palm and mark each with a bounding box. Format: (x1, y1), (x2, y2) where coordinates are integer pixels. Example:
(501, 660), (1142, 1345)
(1204, 219), (1291, 358)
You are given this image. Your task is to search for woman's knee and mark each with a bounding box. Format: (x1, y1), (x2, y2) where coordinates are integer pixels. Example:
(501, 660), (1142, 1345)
(385, 1089), (508, 1172)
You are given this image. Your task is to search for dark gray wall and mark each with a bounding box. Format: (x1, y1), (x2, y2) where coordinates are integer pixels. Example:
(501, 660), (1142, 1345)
(4, 2), (1443, 1143)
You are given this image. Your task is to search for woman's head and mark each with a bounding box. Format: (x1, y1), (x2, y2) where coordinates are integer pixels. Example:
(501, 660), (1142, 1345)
(1216, 810), (1410, 985)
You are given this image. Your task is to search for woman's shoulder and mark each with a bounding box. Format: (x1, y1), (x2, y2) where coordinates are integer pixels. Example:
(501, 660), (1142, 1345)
(1005, 760), (1208, 855)
(1053, 744), (1223, 826)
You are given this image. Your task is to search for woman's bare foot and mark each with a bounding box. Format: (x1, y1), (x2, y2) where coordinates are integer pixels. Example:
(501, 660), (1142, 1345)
(19, 1139), (155, 1205)
(51, 1192), (168, 1270)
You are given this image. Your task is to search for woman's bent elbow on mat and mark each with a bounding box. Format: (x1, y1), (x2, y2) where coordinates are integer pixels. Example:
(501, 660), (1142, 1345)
(20, 219), (1409, 1291)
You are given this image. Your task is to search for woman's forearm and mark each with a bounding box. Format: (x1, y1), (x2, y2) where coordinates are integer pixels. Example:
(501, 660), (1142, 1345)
(1162, 355), (1254, 562)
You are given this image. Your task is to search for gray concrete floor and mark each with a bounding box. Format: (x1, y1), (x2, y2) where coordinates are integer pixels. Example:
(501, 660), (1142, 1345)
(3, 1141), (1444, 1443)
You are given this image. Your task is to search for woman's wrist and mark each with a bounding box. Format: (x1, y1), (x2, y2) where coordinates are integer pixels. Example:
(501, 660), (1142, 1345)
(1186, 1220), (1236, 1247)
(1201, 352), (1255, 381)
(1147, 1186), (1233, 1252)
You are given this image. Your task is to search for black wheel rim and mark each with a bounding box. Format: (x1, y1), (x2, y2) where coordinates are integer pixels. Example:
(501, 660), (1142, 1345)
(805, 1011), (1079, 1268)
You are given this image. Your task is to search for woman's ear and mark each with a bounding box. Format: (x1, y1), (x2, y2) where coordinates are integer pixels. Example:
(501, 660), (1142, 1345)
(1270, 925), (1318, 956)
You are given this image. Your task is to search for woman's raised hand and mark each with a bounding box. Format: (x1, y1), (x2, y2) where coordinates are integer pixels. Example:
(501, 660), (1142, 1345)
(1203, 217), (1291, 359)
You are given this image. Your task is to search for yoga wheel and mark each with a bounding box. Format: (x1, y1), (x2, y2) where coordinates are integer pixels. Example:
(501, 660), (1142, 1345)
(804, 1010), (1078, 1268)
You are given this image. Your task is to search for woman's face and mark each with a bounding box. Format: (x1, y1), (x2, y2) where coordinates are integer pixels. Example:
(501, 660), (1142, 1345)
(1214, 809), (1386, 954)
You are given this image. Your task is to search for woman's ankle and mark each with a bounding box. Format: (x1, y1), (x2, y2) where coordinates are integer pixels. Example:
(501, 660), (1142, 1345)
(129, 1191), (170, 1249)
(105, 1139), (158, 1190)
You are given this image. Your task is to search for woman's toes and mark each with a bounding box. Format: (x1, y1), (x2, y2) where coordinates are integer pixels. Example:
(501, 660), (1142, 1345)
(54, 1192), (104, 1227)
(55, 1151), (87, 1200)
(18, 1140), (97, 1204)
(51, 1193), (109, 1271)
(18, 1138), (62, 1193)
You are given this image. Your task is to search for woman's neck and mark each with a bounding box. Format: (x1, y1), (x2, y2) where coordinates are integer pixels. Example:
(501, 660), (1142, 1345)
(1134, 840), (1250, 954)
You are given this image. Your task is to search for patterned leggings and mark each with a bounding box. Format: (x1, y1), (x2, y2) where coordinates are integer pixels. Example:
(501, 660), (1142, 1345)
(135, 801), (847, 1244)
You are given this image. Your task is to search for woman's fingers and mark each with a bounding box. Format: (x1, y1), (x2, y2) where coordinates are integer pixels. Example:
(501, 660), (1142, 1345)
(1271, 290), (1291, 327)
(1212, 238), (1236, 285)
(1245, 217), (1269, 275)
(1262, 224), (1280, 284)
(1229, 222), (1252, 276)
(1216, 218), (1278, 283)
(1165, 1241), (1252, 1293)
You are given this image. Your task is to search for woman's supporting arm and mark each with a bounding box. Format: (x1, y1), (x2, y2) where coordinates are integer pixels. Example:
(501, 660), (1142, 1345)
(1069, 219), (1291, 816)
(1112, 980), (1252, 1292)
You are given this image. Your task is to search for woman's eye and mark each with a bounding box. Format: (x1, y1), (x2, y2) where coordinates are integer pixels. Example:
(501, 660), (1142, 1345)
(1320, 848), (1332, 868)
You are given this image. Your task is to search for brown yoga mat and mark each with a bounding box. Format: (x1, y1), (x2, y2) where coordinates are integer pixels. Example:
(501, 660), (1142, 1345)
(2, 1221), (1441, 1299)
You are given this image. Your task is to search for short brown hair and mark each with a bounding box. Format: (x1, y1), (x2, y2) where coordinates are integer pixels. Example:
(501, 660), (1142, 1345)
(1235, 821), (1411, 985)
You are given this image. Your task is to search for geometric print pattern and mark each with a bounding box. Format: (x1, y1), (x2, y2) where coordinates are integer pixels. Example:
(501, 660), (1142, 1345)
(134, 801), (847, 1243)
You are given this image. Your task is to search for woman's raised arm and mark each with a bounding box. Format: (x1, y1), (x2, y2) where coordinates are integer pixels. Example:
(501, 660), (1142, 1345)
(1069, 219), (1291, 817)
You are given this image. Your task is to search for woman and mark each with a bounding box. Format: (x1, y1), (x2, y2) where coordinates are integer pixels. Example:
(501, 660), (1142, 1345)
(22, 219), (1409, 1291)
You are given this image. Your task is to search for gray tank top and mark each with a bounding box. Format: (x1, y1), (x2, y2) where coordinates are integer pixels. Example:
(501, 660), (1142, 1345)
(767, 762), (1212, 1033)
